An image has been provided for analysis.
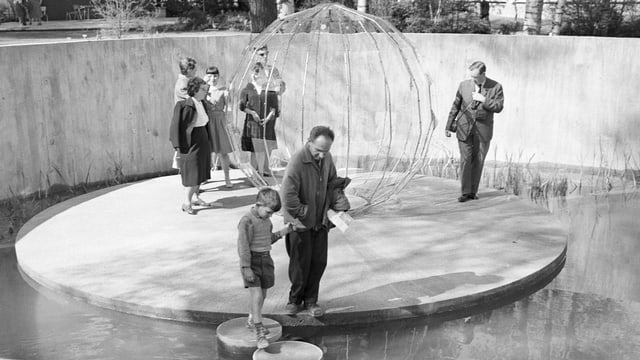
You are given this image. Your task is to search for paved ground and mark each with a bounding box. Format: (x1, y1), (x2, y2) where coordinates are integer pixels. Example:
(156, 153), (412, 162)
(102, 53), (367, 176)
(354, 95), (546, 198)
(0, 18), (177, 32)
(15, 170), (567, 327)
(0, 17), (247, 45)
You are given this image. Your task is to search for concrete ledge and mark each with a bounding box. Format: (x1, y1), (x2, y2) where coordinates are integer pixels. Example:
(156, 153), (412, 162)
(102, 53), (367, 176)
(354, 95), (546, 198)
(16, 171), (567, 327)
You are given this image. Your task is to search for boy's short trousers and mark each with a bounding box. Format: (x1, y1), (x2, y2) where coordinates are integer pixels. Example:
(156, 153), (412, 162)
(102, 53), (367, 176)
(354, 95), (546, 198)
(243, 251), (275, 289)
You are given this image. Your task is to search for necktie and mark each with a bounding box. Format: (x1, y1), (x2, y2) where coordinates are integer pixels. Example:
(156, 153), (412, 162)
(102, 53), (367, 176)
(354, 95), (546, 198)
(472, 83), (482, 109)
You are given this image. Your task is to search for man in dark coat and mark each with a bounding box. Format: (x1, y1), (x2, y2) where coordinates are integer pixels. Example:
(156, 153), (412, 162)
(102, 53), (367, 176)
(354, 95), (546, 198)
(280, 126), (337, 317)
(445, 61), (504, 202)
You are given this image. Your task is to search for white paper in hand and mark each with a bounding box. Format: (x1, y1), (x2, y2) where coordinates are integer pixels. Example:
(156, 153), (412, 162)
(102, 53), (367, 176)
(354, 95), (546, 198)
(328, 209), (353, 233)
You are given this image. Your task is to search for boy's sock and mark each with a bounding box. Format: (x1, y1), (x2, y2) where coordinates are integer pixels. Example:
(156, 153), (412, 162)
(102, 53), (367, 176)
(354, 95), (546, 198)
(255, 323), (269, 349)
(254, 321), (270, 335)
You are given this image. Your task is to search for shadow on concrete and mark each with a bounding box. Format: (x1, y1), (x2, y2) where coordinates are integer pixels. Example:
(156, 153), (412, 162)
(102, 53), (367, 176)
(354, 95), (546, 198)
(326, 271), (503, 310)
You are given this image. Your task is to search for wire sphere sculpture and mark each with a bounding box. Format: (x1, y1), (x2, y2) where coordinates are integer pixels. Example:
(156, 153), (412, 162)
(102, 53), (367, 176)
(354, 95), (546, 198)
(227, 3), (436, 211)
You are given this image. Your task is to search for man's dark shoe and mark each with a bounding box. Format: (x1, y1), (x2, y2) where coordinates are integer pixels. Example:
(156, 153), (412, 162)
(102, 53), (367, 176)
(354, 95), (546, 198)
(457, 194), (472, 202)
(284, 303), (302, 315)
(305, 303), (324, 317)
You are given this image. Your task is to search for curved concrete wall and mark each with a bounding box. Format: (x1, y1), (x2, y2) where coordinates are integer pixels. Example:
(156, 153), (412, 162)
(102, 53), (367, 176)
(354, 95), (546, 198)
(1, 33), (639, 198)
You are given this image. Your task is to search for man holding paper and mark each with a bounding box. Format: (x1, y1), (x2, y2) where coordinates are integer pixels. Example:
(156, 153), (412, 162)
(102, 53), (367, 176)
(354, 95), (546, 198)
(280, 126), (350, 317)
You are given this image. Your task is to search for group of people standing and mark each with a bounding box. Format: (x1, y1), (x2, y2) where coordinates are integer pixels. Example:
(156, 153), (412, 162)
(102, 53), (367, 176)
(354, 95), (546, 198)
(170, 45), (286, 215)
(170, 57), (234, 214)
(11, 0), (42, 26)
(168, 55), (503, 349)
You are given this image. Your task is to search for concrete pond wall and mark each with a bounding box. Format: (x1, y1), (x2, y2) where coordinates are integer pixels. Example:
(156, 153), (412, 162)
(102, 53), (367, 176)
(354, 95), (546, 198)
(1, 33), (639, 198)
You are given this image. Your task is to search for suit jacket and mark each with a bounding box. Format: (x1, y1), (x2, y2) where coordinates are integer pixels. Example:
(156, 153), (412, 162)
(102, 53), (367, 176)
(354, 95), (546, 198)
(446, 77), (504, 142)
(169, 97), (215, 153)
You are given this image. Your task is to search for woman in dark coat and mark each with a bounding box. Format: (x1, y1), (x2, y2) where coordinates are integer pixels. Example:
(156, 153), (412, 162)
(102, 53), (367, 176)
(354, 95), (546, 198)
(169, 77), (219, 215)
(239, 63), (278, 177)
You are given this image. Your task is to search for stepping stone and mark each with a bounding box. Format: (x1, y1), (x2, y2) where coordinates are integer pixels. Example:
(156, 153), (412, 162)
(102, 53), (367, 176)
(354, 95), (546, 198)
(217, 317), (282, 355)
(253, 341), (324, 360)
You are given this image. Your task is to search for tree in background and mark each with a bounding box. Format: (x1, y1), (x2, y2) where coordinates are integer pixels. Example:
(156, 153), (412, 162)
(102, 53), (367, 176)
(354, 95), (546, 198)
(90, 0), (154, 38)
(388, 0), (489, 34)
(551, 0), (567, 35)
(523, 0), (543, 34)
(248, 0), (277, 32)
(561, 0), (638, 36)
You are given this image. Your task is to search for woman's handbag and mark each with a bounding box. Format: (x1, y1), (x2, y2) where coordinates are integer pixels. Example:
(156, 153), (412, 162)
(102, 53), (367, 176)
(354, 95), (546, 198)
(176, 145), (200, 186)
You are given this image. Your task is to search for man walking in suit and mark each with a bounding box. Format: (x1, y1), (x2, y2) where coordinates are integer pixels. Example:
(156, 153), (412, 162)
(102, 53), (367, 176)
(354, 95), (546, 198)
(445, 61), (504, 202)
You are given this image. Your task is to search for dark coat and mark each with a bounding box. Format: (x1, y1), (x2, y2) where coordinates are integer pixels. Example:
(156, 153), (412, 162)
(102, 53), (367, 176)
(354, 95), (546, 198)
(169, 97), (215, 153)
(281, 142), (338, 231)
(446, 78), (504, 142)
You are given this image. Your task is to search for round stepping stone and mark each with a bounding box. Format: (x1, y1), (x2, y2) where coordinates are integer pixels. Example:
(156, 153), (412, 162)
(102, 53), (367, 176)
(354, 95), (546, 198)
(217, 317), (282, 355)
(253, 341), (324, 360)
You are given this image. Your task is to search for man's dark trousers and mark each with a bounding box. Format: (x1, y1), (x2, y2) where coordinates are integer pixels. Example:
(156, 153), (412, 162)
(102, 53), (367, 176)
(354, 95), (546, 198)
(285, 228), (328, 305)
(458, 128), (490, 195)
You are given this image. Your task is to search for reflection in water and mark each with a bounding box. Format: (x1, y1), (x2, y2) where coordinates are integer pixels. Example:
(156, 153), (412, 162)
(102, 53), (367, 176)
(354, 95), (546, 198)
(0, 248), (216, 360)
(293, 289), (640, 360)
(550, 192), (640, 302)
(1, 193), (639, 359)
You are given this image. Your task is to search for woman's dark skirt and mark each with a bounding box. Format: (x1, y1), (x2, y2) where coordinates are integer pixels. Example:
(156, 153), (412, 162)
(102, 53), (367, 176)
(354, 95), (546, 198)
(181, 126), (211, 187)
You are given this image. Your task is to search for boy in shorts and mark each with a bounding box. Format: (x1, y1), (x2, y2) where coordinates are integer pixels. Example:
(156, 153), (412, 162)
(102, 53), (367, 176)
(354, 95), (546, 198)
(237, 188), (292, 349)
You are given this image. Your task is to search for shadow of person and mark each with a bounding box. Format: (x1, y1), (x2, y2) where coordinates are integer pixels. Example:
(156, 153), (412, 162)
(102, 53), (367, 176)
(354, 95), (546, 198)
(326, 271), (503, 314)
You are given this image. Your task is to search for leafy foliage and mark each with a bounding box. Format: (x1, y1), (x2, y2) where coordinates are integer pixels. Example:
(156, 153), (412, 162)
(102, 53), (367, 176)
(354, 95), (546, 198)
(90, 0), (154, 38)
(386, 0), (490, 34)
(560, 0), (640, 37)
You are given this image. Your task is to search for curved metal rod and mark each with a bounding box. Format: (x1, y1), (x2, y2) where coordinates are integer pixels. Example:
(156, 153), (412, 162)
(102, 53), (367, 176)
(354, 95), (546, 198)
(338, 14), (353, 180)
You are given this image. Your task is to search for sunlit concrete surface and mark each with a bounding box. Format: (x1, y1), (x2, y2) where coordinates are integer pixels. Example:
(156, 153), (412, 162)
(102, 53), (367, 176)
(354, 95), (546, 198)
(15, 170), (567, 327)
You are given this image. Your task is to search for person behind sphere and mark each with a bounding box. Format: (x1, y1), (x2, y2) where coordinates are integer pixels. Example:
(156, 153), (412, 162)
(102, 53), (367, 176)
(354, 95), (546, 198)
(174, 57), (197, 104)
(28, 0), (42, 26)
(445, 61), (504, 202)
(239, 63), (278, 177)
(204, 66), (234, 188)
(254, 45), (285, 177)
(169, 77), (220, 215)
(237, 188), (293, 349)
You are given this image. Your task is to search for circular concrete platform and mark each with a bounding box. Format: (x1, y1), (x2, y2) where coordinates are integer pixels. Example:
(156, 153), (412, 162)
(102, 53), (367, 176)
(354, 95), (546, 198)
(253, 341), (323, 360)
(217, 317), (282, 354)
(15, 170), (567, 327)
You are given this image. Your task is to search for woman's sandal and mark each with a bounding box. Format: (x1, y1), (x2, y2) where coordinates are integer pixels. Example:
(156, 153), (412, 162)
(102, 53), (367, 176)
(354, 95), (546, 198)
(181, 204), (196, 215)
(192, 198), (208, 206)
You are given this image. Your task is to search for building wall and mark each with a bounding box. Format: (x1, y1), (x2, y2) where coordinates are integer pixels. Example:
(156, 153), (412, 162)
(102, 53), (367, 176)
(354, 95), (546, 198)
(1, 33), (639, 198)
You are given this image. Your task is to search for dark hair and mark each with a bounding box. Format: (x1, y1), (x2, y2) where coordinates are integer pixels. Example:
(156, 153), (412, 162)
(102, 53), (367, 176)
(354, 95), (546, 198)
(469, 61), (486, 74)
(206, 66), (219, 75)
(186, 77), (207, 97)
(179, 57), (197, 76)
(308, 126), (335, 142)
(256, 187), (281, 211)
(254, 45), (268, 52)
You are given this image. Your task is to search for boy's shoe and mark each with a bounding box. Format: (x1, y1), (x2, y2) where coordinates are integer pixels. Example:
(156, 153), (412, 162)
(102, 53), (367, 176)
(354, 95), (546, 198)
(305, 303), (324, 317)
(255, 324), (269, 349)
(246, 317), (270, 334)
(284, 302), (302, 315)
